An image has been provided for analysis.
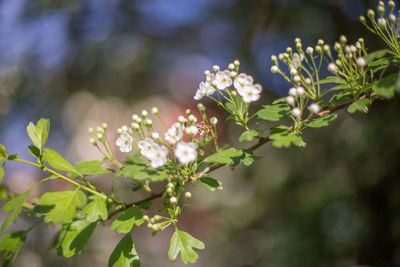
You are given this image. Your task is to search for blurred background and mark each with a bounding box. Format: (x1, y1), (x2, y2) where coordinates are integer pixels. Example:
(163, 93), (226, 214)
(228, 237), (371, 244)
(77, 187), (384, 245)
(1, 0), (400, 266)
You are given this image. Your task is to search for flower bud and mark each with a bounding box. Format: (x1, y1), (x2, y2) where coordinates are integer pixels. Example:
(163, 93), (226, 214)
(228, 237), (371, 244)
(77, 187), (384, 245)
(178, 115), (186, 123)
(154, 215), (162, 221)
(131, 122), (139, 130)
(212, 65), (220, 72)
(315, 45), (322, 54)
(389, 1), (395, 11)
(317, 39), (324, 46)
(377, 17), (386, 28)
(101, 122), (108, 129)
(88, 127), (95, 134)
(323, 44), (331, 55)
(166, 188), (173, 194)
(151, 107), (159, 114)
(378, 6), (385, 17)
(151, 224), (160, 231)
(210, 117), (218, 125)
(288, 87), (297, 96)
(290, 68), (297, 76)
(356, 57), (367, 68)
(306, 47), (313, 55)
(234, 59), (240, 66)
(121, 125), (128, 131)
(141, 110), (148, 117)
(204, 70), (211, 76)
(328, 63), (338, 74)
(334, 42), (341, 52)
(185, 192), (192, 199)
(188, 114), (197, 123)
(97, 126), (104, 134)
(89, 138), (96, 145)
(367, 9), (375, 19)
(147, 223), (153, 229)
(339, 35), (347, 44)
(359, 15), (366, 24)
(145, 119), (152, 126)
(308, 103), (320, 114)
(286, 96), (295, 106)
(270, 65), (279, 73)
(97, 133), (103, 140)
(197, 103), (206, 112)
(151, 132), (160, 139)
(292, 107), (301, 118)
(169, 197), (177, 204)
(293, 75), (301, 83)
(278, 53), (284, 61)
(143, 215), (150, 222)
(305, 78), (311, 84)
(389, 14), (396, 24)
(117, 128), (123, 134)
(185, 109), (192, 115)
(271, 55), (278, 64)
(228, 63), (235, 70)
(167, 182), (174, 189)
(132, 114), (140, 122)
(286, 47), (292, 54)
(296, 86), (305, 96)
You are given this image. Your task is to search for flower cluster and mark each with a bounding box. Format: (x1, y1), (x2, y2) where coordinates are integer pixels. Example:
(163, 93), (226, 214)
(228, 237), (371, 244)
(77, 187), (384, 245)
(194, 60), (263, 104)
(114, 105), (217, 169)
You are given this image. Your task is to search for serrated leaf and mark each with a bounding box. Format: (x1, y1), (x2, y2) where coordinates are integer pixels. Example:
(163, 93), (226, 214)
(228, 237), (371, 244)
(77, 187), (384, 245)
(168, 229), (205, 264)
(203, 148), (243, 164)
(269, 131), (306, 148)
(0, 231), (26, 266)
(272, 97), (287, 104)
(200, 177), (223, 191)
(364, 49), (389, 62)
(111, 206), (144, 233)
(26, 118), (50, 151)
(372, 73), (400, 99)
(0, 144), (6, 158)
(239, 130), (258, 142)
(82, 197), (108, 222)
(117, 165), (169, 182)
(1, 191), (30, 235)
(38, 190), (87, 224)
(108, 234), (140, 267)
(256, 104), (290, 122)
(347, 98), (371, 114)
(307, 113), (337, 128)
(70, 160), (113, 178)
(44, 148), (81, 177)
(57, 220), (97, 258)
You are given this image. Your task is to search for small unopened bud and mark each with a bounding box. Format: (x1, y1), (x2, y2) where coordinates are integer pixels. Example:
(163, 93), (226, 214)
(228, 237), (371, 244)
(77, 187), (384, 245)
(378, 6), (385, 17)
(323, 44), (331, 55)
(212, 65), (220, 72)
(286, 47), (292, 54)
(317, 39), (324, 46)
(197, 103), (206, 112)
(89, 138), (96, 145)
(154, 215), (162, 221)
(271, 55), (278, 64)
(204, 70), (211, 76)
(97, 126), (104, 134)
(233, 59), (240, 66)
(166, 187), (173, 194)
(293, 75), (301, 83)
(290, 68), (297, 76)
(308, 103), (320, 114)
(377, 17), (386, 28)
(389, 14), (396, 24)
(367, 9), (375, 19)
(334, 42), (341, 52)
(356, 57), (367, 68)
(305, 78), (311, 84)
(167, 182), (174, 189)
(188, 114), (197, 123)
(121, 125), (128, 131)
(306, 47), (314, 55)
(142, 110), (148, 117)
(315, 45), (322, 54)
(389, 1), (395, 10)
(270, 65), (279, 73)
(228, 63), (235, 70)
(151, 224), (160, 231)
(143, 215), (150, 222)
(178, 115), (186, 123)
(97, 133), (103, 140)
(169, 197), (177, 204)
(328, 63), (338, 74)
(296, 86), (305, 96)
(288, 87), (297, 96)
(117, 128), (123, 134)
(185, 109), (192, 115)
(278, 53), (284, 61)
(131, 122), (139, 130)
(360, 15), (366, 24)
(185, 192), (192, 199)
(151, 132), (159, 139)
(339, 35), (347, 44)
(151, 107), (158, 114)
(286, 96), (295, 106)
(101, 122), (108, 129)
(294, 37), (301, 43)
(132, 114), (140, 122)
(147, 223), (153, 229)
(292, 107), (301, 118)
(145, 119), (152, 126)
(230, 71), (236, 78)
(88, 127), (95, 134)
(210, 117), (218, 125)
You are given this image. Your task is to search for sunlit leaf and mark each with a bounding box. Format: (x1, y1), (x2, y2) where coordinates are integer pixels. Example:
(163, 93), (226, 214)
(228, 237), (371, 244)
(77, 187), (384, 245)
(0, 231), (26, 266)
(200, 177), (223, 191)
(44, 148), (81, 177)
(82, 197), (108, 222)
(203, 148), (243, 164)
(239, 130), (258, 142)
(256, 104), (290, 122)
(1, 191), (30, 235)
(168, 229), (205, 264)
(70, 160), (113, 178)
(307, 113), (337, 128)
(108, 234), (140, 267)
(111, 206), (144, 233)
(26, 118), (50, 151)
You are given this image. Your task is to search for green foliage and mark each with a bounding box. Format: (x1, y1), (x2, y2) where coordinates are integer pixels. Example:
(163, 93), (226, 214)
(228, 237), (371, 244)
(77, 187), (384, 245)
(372, 73), (400, 99)
(269, 125), (306, 148)
(307, 114), (338, 128)
(168, 229), (205, 264)
(0, 165), (3, 183)
(111, 206), (144, 233)
(1, 191), (30, 235)
(37, 190), (87, 224)
(117, 154), (168, 181)
(71, 160), (113, 178)
(347, 98), (371, 113)
(57, 220), (97, 257)
(204, 148), (243, 164)
(257, 104), (290, 121)
(200, 177), (223, 191)
(44, 148), (81, 177)
(108, 234), (140, 267)
(26, 118), (50, 151)
(0, 231), (26, 266)
(82, 197), (108, 222)
(0, 144), (6, 158)
(239, 130), (258, 142)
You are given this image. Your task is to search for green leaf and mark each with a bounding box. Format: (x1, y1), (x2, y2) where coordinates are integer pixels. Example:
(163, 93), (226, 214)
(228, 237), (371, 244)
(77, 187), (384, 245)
(168, 229), (205, 264)
(111, 206), (144, 233)
(26, 118), (50, 151)
(0, 186), (8, 200)
(0, 231), (26, 266)
(108, 234), (140, 267)
(203, 148), (243, 164)
(307, 113), (337, 128)
(0, 166), (3, 184)
(239, 130), (258, 142)
(38, 190), (87, 224)
(269, 127), (306, 148)
(272, 97), (287, 104)
(347, 98), (371, 114)
(44, 148), (81, 177)
(0, 144), (6, 158)
(70, 160), (113, 178)
(372, 73), (400, 99)
(1, 191), (30, 235)
(256, 104), (290, 122)
(82, 197), (108, 222)
(57, 220), (97, 257)
(364, 49), (389, 62)
(138, 201), (152, 210)
(315, 76), (346, 85)
(200, 177), (223, 191)
(241, 149), (258, 166)
(117, 165), (169, 181)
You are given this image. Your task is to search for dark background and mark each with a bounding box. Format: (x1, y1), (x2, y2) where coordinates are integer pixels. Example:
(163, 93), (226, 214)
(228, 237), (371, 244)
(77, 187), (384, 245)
(1, 0), (400, 266)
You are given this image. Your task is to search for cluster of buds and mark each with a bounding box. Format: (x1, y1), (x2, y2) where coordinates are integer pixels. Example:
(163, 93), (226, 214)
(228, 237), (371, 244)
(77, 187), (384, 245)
(194, 60), (263, 104)
(113, 104), (218, 169)
(286, 86), (320, 119)
(88, 123), (117, 160)
(360, 1), (400, 58)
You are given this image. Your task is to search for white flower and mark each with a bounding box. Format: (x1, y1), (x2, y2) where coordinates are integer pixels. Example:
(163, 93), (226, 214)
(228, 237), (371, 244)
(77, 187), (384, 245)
(164, 123), (184, 144)
(308, 103), (320, 114)
(116, 129), (133, 153)
(185, 125), (198, 136)
(194, 80), (216, 100)
(289, 53), (304, 69)
(212, 70), (232, 90)
(138, 138), (169, 168)
(175, 142), (198, 164)
(233, 73), (254, 95)
(138, 138), (158, 158)
(239, 84), (262, 103)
